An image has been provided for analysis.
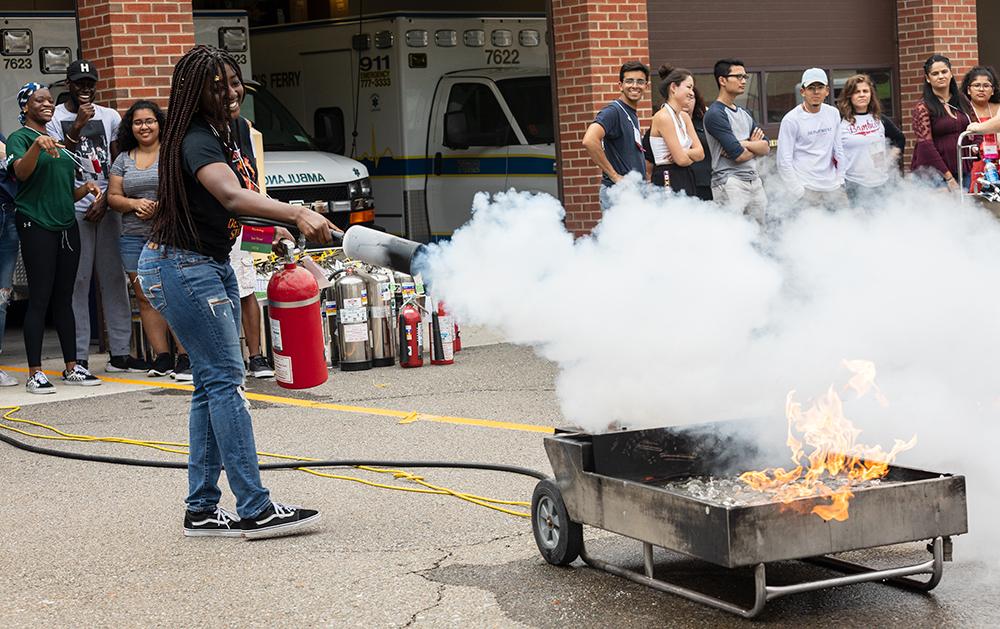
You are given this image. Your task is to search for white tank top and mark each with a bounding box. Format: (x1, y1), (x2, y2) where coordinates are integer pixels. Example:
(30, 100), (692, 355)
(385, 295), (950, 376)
(649, 103), (692, 166)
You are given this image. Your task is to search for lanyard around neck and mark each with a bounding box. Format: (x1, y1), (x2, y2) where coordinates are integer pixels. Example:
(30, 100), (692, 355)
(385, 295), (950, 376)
(614, 100), (639, 133)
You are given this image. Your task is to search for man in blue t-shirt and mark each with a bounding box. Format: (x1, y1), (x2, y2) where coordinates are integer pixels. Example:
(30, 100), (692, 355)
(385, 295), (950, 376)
(583, 61), (650, 210)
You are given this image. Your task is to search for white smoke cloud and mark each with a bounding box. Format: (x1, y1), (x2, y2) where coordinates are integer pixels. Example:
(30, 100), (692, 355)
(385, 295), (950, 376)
(420, 172), (1000, 567)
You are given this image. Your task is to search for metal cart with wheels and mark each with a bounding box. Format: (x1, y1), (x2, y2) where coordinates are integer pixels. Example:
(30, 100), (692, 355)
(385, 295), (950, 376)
(530, 421), (967, 619)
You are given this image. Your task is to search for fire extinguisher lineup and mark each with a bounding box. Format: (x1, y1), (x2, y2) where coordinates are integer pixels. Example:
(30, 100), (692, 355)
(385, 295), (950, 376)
(257, 235), (462, 389)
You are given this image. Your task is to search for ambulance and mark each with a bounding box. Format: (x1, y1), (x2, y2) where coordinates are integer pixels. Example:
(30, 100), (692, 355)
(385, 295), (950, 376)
(0, 10), (376, 234)
(250, 13), (556, 240)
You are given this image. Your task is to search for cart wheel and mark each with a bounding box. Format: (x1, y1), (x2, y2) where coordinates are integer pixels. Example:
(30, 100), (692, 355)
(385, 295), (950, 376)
(531, 479), (582, 566)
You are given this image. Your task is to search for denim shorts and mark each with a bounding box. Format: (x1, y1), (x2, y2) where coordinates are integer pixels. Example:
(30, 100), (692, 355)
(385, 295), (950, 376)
(119, 234), (149, 273)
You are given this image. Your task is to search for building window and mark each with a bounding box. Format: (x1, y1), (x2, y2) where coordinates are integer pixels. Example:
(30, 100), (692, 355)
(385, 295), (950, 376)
(691, 72), (762, 122)
(765, 68), (896, 124)
(830, 69), (895, 120)
(765, 71), (808, 123)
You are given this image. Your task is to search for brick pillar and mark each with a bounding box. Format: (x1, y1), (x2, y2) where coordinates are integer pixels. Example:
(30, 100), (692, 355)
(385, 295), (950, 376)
(76, 0), (196, 112)
(551, 0), (651, 235)
(896, 0), (979, 166)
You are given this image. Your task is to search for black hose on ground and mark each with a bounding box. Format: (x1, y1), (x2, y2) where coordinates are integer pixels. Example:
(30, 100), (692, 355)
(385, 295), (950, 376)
(0, 429), (549, 480)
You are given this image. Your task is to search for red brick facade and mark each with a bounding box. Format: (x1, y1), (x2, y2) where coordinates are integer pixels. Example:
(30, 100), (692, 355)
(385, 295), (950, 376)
(896, 0), (979, 162)
(550, 0), (650, 235)
(76, 0), (195, 112)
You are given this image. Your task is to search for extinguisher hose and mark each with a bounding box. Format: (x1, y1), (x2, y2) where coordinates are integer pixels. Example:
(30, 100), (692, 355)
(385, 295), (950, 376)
(0, 428), (549, 480)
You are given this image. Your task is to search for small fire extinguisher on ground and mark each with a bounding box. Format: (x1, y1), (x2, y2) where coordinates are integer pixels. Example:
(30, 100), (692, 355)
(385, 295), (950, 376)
(430, 300), (454, 365)
(438, 300), (461, 352)
(398, 302), (423, 368)
(267, 240), (329, 389)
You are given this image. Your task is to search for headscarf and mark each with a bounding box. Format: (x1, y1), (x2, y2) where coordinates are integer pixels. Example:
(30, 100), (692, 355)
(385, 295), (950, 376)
(17, 82), (46, 126)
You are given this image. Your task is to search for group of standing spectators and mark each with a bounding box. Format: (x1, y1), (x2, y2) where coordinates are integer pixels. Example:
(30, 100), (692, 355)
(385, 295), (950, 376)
(585, 54), (998, 219)
(0, 58), (280, 394)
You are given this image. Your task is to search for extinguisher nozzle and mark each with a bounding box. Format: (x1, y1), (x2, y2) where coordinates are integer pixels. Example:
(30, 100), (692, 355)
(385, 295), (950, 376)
(343, 225), (427, 276)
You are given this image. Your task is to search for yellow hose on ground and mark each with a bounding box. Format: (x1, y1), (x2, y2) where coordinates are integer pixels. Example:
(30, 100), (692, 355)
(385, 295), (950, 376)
(0, 405), (531, 518)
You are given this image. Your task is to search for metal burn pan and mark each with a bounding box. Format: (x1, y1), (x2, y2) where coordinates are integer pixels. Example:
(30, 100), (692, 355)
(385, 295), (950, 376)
(530, 420), (969, 618)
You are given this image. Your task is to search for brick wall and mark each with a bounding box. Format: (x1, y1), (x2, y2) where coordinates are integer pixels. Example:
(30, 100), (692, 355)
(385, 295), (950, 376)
(76, 0), (196, 112)
(550, 0), (651, 235)
(896, 0), (979, 166)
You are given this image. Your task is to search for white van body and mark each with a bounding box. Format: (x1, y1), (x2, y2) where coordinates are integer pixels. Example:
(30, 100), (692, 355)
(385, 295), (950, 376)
(251, 14), (556, 240)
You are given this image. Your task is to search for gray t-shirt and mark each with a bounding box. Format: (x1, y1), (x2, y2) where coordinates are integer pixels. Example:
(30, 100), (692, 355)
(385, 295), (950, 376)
(704, 100), (765, 186)
(110, 151), (158, 237)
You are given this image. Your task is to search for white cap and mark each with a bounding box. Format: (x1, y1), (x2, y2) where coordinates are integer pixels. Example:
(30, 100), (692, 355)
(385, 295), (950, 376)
(801, 68), (828, 87)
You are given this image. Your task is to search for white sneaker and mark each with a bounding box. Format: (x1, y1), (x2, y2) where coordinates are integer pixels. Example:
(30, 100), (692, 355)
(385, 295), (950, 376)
(26, 371), (55, 394)
(0, 369), (17, 387)
(62, 364), (103, 386)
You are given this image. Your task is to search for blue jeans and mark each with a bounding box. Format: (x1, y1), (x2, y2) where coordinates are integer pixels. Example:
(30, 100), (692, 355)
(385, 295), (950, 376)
(137, 244), (270, 518)
(119, 234), (148, 274)
(0, 203), (20, 354)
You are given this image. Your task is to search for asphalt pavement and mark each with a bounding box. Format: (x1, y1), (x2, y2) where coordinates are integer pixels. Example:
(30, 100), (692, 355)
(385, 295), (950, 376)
(0, 326), (996, 628)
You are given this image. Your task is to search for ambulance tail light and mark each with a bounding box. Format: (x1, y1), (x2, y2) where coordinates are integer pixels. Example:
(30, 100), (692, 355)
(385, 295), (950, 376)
(519, 30), (541, 47)
(40, 47), (72, 74)
(435, 30), (457, 47)
(1, 29), (32, 56)
(218, 27), (247, 53)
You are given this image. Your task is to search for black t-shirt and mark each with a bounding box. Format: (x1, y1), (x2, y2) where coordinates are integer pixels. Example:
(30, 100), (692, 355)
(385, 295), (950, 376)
(180, 117), (258, 261)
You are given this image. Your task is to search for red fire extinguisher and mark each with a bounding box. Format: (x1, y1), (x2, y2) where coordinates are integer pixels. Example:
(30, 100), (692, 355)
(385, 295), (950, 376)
(398, 303), (423, 368)
(267, 260), (329, 389)
(439, 300), (461, 352)
(430, 301), (454, 365)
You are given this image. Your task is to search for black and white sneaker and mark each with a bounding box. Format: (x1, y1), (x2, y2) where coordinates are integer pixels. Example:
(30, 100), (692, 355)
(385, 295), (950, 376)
(62, 364), (102, 386)
(183, 506), (243, 538)
(107, 354), (150, 373)
(171, 354), (193, 382)
(248, 354), (274, 379)
(148, 353), (174, 377)
(241, 503), (321, 540)
(26, 371), (56, 395)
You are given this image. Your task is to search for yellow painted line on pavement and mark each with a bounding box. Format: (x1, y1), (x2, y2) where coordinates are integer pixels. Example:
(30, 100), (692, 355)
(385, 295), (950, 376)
(1, 365), (554, 435)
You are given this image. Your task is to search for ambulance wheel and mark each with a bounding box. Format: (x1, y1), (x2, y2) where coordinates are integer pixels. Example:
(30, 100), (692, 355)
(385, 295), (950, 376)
(531, 479), (582, 566)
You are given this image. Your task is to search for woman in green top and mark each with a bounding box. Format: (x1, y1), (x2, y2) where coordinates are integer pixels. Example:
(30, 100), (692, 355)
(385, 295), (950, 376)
(6, 82), (102, 394)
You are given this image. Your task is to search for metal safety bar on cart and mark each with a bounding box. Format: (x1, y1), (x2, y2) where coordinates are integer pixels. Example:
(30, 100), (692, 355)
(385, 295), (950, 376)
(956, 130), (1000, 203)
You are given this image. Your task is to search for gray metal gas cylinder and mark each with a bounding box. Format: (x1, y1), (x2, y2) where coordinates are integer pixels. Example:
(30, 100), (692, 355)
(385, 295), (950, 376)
(334, 269), (372, 371)
(364, 268), (396, 367)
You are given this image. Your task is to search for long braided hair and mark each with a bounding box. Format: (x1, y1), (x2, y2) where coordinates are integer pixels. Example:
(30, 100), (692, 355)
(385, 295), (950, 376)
(152, 45), (243, 250)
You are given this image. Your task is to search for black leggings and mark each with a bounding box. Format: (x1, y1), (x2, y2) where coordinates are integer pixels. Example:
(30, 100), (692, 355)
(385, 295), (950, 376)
(15, 212), (80, 366)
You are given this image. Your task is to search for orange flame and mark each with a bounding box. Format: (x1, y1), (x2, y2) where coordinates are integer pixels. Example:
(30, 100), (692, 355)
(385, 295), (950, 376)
(739, 360), (916, 521)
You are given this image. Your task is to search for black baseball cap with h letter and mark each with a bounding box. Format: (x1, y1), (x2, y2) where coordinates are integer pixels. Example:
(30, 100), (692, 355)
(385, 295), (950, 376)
(67, 59), (99, 82)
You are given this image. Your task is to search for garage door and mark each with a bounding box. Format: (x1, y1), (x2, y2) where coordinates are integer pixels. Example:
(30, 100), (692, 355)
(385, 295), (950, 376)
(647, 1), (898, 137)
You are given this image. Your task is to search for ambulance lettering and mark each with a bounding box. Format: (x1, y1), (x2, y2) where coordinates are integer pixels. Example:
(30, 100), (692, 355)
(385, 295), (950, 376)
(265, 172), (328, 186)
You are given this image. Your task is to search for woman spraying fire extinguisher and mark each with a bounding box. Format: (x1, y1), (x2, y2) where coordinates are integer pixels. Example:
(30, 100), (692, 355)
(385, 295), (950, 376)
(138, 46), (338, 540)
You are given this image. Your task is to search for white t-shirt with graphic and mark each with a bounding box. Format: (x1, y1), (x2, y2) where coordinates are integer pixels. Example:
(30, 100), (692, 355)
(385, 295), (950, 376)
(46, 103), (122, 212)
(838, 114), (890, 188)
(777, 103), (844, 197)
